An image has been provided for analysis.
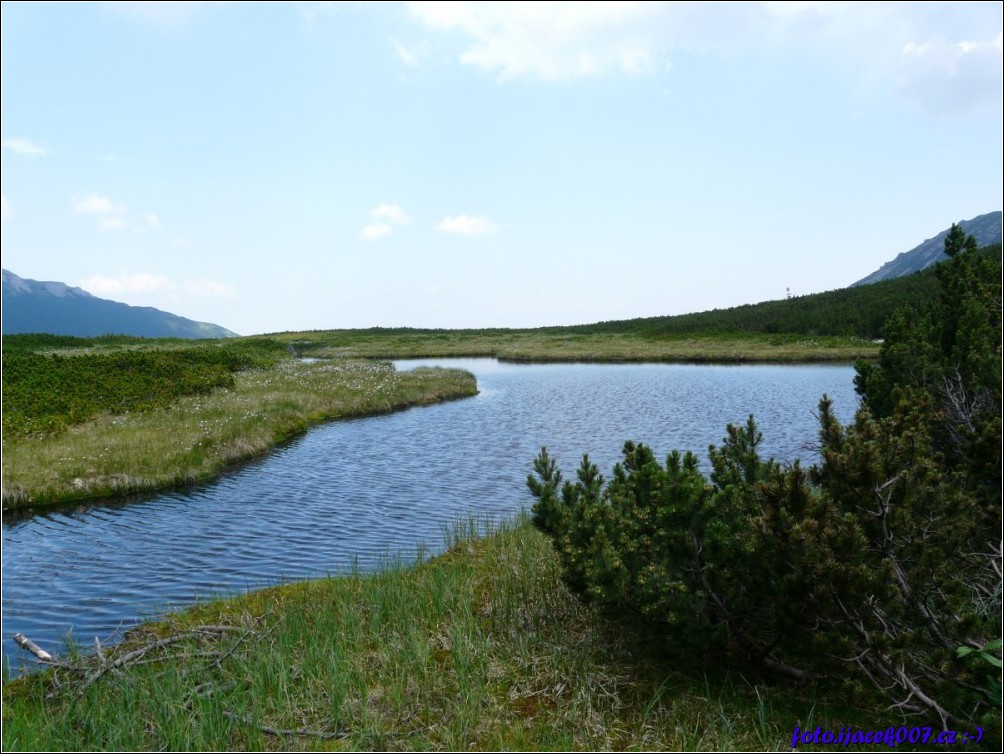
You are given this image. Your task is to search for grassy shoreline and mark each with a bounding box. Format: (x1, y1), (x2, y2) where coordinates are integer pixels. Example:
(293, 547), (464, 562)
(2, 331), (874, 514)
(2, 359), (477, 512)
(5, 335), (983, 751)
(272, 329), (880, 363)
(3, 518), (892, 752)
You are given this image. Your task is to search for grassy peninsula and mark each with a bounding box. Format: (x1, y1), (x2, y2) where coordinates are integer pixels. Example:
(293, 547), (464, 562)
(3, 517), (884, 752)
(12, 266), (934, 509)
(272, 329), (878, 363)
(2, 336), (476, 511)
(2, 327), (873, 513)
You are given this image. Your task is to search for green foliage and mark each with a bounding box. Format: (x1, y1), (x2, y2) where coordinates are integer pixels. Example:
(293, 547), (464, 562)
(537, 244), (998, 340)
(529, 227), (1002, 728)
(856, 226), (1002, 506)
(958, 640), (1004, 670)
(809, 395), (1000, 726)
(545, 259), (941, 339)
(529, 423), (824, 678)
(2, 338), (285, 439)
(0, 333), (157, 351)
(842, 225), (1002, 724)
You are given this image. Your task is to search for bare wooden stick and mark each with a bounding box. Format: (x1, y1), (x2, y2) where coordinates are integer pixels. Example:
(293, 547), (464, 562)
(80, 634), (191, 692)
(189, 624), (245, 634)
(13, 633), (54, 662)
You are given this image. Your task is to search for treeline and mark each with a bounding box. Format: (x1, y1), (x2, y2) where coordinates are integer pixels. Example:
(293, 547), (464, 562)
(273, 245), (999, 341)
(1, 338), (287, 439)
(544, 244), (1000, 339)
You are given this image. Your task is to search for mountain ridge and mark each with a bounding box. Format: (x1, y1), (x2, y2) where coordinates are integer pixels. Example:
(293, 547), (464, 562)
(852, 211), (1002, 286)
(1, 270), (238, 339)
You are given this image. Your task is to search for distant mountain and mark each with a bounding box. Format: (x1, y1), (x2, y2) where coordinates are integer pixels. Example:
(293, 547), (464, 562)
(1, 270), (238, 338)
(853, 211), (1002, 286)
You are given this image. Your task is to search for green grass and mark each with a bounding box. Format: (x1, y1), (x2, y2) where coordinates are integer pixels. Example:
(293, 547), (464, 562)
(2, 359), (476, 511)
(3, 518), (890, 752)
(271, 329), (879, 363)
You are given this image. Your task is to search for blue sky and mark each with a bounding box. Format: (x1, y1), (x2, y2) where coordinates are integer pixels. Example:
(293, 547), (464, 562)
(2, 2), (1001, 335)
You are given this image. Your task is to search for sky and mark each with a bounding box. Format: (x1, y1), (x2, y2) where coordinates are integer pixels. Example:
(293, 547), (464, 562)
(1, 1), (1002, 335)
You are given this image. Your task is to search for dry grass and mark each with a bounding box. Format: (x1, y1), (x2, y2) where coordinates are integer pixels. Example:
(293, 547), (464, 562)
(271, 329), (879, 363)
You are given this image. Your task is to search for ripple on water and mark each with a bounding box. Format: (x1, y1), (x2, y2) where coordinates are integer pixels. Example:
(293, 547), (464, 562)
(3, 360), (859, 672)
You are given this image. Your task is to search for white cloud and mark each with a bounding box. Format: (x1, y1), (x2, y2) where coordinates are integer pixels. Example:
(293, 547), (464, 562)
(406, 2), (1002, 114)
(392, 39), (425, 68)
(74, 194), (127, 216)
(408, 1), (669, 81)
(72, 194), (166, 233)
(752, 3), (1003, 113)
(360, 223), (393, 241)
(81, 272), (171, 296)
(359, 203), (414, 240)
(1, 194), (10, 223)
(3, 137), (49, 156)
(436, 214), (498, 236)
(371, 203), (414, 225)
(74, 194), (129, 231)
(80, 272), (234, 299)
(99, 216), (128, 231)
(897, 35), (1003, 113)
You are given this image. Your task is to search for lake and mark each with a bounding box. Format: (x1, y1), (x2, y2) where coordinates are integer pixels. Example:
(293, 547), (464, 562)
(2, 359), (859, 673)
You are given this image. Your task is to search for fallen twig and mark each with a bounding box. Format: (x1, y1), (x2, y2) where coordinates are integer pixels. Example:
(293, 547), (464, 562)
(201, 612), (273, 673)
(80, 634), (191, 693)
(77, 615), (269, 693)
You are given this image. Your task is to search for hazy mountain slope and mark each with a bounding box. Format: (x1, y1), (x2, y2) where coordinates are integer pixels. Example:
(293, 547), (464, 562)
(1, 270), (238, 338)
(852, 211), (1002, 286)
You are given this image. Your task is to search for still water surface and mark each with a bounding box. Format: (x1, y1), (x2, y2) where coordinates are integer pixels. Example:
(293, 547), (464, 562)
(2, 359), (859, 671)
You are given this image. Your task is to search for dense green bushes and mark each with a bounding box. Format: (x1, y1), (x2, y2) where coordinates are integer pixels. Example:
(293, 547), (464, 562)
(1, 333), (156, 351)
(856, 226), (1002, 508)
(2, 338), (286, 439)
(529, 227), (1002, 728)
(529, 422), (822, 679)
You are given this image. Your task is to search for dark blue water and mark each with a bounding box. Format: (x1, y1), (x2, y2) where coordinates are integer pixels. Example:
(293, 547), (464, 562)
(2, 359), (859, 673)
